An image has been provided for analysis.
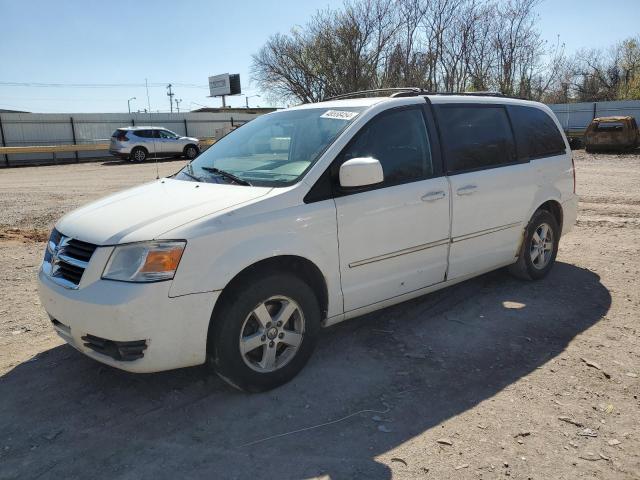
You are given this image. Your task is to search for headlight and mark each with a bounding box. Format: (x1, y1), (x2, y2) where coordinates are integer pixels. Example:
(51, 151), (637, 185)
(102, 240), (186, 282)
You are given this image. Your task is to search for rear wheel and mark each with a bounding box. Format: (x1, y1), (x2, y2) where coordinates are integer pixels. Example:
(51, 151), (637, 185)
(509, 209), (560, 280)
(130, 147), (147, 162)
(208, 273), (321, 392)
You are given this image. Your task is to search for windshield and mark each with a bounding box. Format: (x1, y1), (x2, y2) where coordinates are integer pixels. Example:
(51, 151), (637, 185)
(175, 107), (364, 187)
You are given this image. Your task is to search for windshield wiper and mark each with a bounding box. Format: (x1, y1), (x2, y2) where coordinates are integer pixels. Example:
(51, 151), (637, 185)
(201, 166), (252, 186)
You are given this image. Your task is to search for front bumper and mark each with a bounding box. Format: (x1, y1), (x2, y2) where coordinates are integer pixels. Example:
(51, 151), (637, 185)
(37, 268), (219, 373)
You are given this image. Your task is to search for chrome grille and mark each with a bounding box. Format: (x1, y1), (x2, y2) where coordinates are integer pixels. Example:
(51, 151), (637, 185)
(42, 229), (98, 289)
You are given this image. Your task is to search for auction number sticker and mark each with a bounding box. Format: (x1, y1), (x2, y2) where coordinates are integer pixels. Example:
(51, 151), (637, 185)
(320, 110), (359, 120)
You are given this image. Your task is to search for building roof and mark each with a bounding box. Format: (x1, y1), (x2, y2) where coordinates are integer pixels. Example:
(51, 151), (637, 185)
(191, 107), (277, 114)
(0, 108), (29, 113)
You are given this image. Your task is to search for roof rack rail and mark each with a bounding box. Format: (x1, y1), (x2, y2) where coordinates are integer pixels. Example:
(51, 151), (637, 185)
(324, 88), (424, 101)
(323, 88), (517, 102)
(440, 91), (507, 97)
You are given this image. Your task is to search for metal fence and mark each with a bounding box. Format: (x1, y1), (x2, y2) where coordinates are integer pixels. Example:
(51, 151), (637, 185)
(0, 111), (263, 166)
(548, 100), (640, 132)
(3, 101), (639, 167)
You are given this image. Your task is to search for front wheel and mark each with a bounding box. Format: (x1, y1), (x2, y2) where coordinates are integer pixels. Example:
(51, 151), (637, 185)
(184, 145), (199, 160)
(509, 209), (560, 280)
(208, 273), (321, 392)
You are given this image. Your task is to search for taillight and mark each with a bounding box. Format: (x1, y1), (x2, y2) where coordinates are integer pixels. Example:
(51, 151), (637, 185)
(115, 133), (129, 141)
(571, 154), (576, 194)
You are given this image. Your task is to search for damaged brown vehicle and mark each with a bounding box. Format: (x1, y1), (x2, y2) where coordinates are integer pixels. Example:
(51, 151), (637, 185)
(584, 116), (639, 152)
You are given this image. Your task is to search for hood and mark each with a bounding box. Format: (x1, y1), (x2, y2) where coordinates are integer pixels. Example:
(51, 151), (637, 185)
(56, 178), (272, 245)
(181, 136), (199, 142)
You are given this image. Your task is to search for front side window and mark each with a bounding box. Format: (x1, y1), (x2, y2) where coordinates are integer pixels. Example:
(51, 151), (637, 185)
(436, 105), (516, 173)
(340, 107), (433, 186)
(508, 105), (566, 159)
(159, 129), (179, 139)
(176, 107), (364, 187)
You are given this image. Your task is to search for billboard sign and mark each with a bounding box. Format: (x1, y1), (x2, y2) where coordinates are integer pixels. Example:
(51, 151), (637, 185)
(208, 73), (241, 97)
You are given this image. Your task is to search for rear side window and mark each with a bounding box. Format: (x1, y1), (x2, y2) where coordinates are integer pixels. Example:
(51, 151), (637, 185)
(508, 105), (566, 159)
(134, 130), (152, 138)
(112, 129), (128, 140)
(341, 107), (433, 185)
(436, 105), (516, 173)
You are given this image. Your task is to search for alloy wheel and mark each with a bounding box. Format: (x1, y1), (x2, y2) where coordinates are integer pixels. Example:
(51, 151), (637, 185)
(133, 149), (146, 161)
(239, 296), (305, 373)
(530, 222), (554, 269)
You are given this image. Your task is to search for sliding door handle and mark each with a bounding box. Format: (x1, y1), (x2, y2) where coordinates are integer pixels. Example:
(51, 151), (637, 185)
(421, 190), (446, 201)
(456, 184), (477, 195)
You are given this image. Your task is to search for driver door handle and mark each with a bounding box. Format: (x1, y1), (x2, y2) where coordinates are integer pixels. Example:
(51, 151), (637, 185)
(421, 190), (446, 202)
(456, 184), (478, 195)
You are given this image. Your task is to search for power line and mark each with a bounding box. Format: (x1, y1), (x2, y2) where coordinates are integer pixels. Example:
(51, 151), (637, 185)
(0, 81), (209, 89)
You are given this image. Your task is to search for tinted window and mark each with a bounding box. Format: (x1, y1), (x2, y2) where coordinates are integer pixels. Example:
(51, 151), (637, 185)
(134, 130), (152, 138)
(595, 122), (624, 132)
(341, 107), (433, 185)
(437, 105), (516, 173)
(112, 129), (128, 140)
(158, 130), (178, 138)
(508, 105), (566, 159)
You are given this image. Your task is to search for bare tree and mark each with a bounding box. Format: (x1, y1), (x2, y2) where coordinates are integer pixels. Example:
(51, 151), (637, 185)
(252, 0), (639, 104)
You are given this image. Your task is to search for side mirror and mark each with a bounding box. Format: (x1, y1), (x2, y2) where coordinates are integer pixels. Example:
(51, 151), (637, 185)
(339, 157), (384, 188)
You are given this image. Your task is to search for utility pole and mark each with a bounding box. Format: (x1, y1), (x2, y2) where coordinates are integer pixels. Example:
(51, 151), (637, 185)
(166, 84), (174, 113)
(175, 98), (182, 113)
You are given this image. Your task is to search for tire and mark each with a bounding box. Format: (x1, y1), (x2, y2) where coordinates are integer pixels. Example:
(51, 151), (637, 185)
(184, 144), (199, 160)
(208, 273), (321, 392)
(130, 147), (147, 162)
(509, 209), (560, 281)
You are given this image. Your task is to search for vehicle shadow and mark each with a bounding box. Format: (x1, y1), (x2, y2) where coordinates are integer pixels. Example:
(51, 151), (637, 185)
(0, 262), (610, 479)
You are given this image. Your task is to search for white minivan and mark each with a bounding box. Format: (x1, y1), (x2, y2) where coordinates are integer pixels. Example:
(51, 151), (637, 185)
(38, 90), (577, 391)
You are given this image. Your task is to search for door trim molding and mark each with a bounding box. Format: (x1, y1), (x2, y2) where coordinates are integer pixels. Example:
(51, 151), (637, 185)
(349, 238), (449, 268)
(451, 221), (522, 243)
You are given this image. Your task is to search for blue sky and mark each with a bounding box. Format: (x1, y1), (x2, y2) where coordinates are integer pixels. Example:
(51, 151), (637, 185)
(0, 0), (638, 113)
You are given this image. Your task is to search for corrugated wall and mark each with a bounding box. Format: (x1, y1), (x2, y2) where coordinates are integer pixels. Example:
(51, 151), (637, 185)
(0, 111), (262, 166)
(548, 100), (640, 131)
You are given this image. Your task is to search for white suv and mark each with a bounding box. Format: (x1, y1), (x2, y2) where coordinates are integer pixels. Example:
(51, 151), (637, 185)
(109, 126), (200, 162)
(38, 90), (577, 392)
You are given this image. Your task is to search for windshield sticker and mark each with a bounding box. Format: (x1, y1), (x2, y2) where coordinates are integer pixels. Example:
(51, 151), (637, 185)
(320, 110), (359, 121)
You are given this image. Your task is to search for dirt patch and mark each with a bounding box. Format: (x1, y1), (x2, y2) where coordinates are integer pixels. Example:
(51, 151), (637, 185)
(0, 152), (638, 479)
(0, 227), (49, 243)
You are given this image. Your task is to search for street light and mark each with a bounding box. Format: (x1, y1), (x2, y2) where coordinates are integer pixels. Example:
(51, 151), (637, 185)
(245, 95), (261, 108)
(127, 97), (136, 114)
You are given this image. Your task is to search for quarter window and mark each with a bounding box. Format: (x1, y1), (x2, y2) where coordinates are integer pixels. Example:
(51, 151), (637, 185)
(508, 105), (566, 159)
(341, 107), (433, 186)
(437, 105), (516, 173)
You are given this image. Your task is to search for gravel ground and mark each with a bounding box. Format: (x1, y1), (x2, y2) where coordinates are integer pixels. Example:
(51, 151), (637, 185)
(0, 152), (638, 479)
